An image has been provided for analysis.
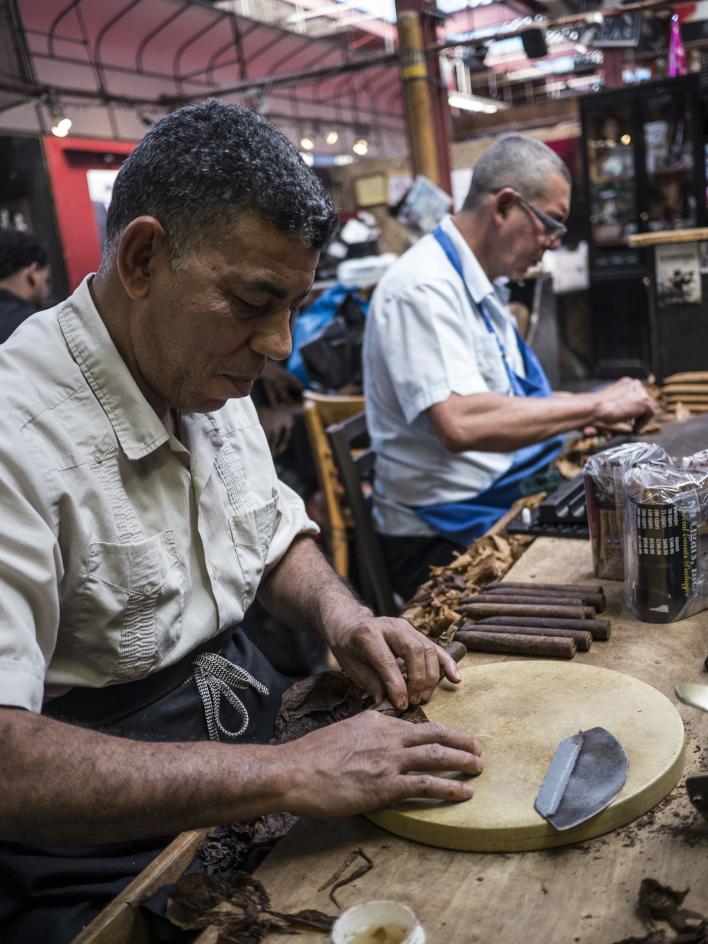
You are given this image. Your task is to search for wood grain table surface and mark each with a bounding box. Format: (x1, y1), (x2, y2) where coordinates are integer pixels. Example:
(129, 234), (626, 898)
(248, 538), (708, 944)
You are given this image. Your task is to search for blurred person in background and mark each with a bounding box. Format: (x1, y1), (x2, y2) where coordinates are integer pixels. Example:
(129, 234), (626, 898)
(0, 229), (50, 343)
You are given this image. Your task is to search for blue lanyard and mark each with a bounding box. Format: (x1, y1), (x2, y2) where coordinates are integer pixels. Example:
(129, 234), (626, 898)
(432, 224), (518, 392)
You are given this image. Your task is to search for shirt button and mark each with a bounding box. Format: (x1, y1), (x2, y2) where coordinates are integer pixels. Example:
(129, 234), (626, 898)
(143, 582), (155, 596)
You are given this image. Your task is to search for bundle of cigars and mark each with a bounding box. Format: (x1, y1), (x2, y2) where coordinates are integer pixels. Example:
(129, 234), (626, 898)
(453, 580), (609, 661)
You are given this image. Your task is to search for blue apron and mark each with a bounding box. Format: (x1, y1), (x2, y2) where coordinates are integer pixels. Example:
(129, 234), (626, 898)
(412, 226), (564, 546)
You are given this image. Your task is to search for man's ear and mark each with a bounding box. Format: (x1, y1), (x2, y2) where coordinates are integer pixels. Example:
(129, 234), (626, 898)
(493, 187), (517, 223)
(115, 217), (167, 300)
(25, 261), (40, 288)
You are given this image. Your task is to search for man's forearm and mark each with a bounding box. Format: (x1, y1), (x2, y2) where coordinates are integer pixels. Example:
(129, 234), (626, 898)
(258, 536), (368, 640)
(0, 707), (288, 844)
(429, 391), (599, 453)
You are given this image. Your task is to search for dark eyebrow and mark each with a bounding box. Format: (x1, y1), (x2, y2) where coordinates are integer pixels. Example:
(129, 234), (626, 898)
(235, 279), (312, 306)
(239, 279), (288, 300)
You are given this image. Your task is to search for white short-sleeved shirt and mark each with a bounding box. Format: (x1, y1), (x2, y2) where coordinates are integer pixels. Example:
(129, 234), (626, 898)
(363, 214), (526, 536)
(0, 277), (317, 712)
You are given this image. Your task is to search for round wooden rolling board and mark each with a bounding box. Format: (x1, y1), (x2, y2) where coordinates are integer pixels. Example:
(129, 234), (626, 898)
(367, 660), (685, 852)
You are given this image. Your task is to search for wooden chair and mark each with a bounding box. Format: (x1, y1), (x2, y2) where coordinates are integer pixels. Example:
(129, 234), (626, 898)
(327, 411), (398, 617)
(302, 391), (364, 580)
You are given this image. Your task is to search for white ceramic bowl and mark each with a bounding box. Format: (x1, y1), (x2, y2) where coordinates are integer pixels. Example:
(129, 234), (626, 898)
(331, 899), (425, 944)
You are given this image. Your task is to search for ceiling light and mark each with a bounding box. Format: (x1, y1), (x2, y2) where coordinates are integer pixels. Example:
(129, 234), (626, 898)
(448, 92), (507, 114)
(51, 115), (72, 137)
(334, 154), (354, 165)
(325, 130), (339, 145)
(300, 135), (315, 151)
(352, 137), (369, 155)
(300, 152), (314, 166)
(48, 95), (72, 137)
(621, 134), (631, 145)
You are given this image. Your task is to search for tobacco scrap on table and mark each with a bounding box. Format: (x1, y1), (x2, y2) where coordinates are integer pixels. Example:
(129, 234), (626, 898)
(612, 878), (707, 944)
(200, 813), (298, 875)
(317, 847), (374, 908)
(165, 870), (336, 942)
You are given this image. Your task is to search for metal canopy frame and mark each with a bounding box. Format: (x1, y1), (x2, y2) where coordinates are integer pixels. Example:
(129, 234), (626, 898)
(3, 0), (406, 146)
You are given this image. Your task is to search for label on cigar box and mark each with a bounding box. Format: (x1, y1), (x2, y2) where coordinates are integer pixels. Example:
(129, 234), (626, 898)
(630, 499), (699, 622)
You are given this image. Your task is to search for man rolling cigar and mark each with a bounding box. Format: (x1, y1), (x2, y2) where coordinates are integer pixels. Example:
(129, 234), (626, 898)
(363, 135), (657, 599)
(0, 102), (483, 944)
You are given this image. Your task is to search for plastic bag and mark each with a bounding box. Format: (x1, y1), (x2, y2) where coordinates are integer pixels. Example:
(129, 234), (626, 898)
(624, 464), (708, 622)
(299, 293), (366, 391)
(583, 442), (670, 580)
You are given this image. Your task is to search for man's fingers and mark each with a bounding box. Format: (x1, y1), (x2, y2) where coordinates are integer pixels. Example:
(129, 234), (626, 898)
(402, 719), (482, 756)
(401, 643), (428, 705)
(354, 635), (409, 709)
(401, 744), (484, 776)
(394, 773), (475, 803)
(346, 661), (385, 704)
(436, 645), (461, 687)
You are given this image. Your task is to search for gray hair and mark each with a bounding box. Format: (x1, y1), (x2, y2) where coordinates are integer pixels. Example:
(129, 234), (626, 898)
(100, 99), (338, 270)
(462, 134), (571, 211)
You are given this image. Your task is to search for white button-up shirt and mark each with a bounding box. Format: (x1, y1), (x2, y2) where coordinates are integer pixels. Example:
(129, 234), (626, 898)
(363, 214), (526, 535)
(0, 277), (317, 712)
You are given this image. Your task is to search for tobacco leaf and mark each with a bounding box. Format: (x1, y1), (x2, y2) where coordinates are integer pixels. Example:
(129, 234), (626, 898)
(272, 671), (367, 743)
(200, 813), (298, 875)
(166, 871), (268, 930)
(638, 879), (690, 924)
(166, 871), (335, 942)
(266, 908), (337, 931)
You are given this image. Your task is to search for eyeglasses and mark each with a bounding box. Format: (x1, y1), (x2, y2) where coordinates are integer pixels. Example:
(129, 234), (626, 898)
(514, 192), (567, 241)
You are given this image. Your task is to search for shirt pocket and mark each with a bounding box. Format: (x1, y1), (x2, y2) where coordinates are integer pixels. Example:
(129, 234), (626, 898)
(72, 530), (184, 680)
(475, 333), (509, 394)
(229, 494), (277, 611)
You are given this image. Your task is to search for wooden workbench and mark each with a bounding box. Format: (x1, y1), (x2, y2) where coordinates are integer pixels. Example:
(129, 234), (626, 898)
(248, 537), (708, 944)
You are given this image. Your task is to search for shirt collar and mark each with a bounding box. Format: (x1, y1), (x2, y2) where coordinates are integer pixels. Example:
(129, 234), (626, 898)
(439, 214), (494, 305)
(58, 276), (170, 461)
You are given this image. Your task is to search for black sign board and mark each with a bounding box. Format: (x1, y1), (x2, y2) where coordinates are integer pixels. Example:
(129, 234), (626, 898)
(593, 12), (643, 48)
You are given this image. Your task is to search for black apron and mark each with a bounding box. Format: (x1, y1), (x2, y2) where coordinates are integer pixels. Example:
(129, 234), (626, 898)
(0, 625), (289, 944)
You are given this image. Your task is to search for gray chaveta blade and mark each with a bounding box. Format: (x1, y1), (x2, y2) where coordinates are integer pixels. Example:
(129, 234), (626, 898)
(534, 726), (629, 831)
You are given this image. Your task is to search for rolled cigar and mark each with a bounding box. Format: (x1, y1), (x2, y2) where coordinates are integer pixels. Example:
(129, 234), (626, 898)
(483, 585), (606, 612)
(444, 640), (468, 664)
(458, 602), (593, 620)
(460, 620), (592, 652)
(394, 639), (467, 679)
(491, 581), (604, 596)
(466, 592), (598, 611)
(478, 614), (611, 642)
(455, 629), (576, 660)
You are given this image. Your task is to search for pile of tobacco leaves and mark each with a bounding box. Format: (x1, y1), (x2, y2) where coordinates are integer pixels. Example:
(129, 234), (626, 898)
(165, 871), (336, 943)
(613, 878), (707, 943)
(401, 531), (534, 645)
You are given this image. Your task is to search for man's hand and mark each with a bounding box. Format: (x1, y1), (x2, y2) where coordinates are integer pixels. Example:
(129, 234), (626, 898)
(258, 404), (295, 457)
(260, 360), (303, 406)
(327, 612), (461, 710)
(278, 711), (483, 817)
(592, 377), (657, 430)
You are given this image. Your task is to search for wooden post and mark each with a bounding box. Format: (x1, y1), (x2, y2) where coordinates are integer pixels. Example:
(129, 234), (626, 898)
(396, 9), (441, 185)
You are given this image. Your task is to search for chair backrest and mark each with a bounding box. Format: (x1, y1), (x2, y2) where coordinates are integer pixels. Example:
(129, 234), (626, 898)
(326, 411), (398, 617)
(302, 392), (365, 580)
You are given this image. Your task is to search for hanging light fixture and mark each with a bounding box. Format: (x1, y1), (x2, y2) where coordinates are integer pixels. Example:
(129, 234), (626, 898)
(48, 96), (72, 137)
(325, 130), (339, 145)
(299, 135), (315, 151)
(352, 137), (369, 156)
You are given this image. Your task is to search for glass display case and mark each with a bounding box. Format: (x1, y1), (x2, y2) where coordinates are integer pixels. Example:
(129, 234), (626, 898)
(580, 75), (707, 378)
(586, 104), (637, 247)
(641, 84), (697, 232)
